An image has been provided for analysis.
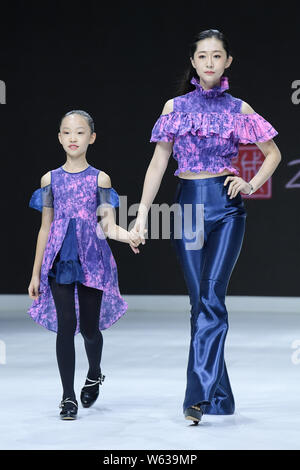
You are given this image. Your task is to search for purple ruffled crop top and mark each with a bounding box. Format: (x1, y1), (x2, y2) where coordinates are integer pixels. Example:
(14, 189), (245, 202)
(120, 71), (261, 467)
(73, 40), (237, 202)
(150, 76), (278, 176)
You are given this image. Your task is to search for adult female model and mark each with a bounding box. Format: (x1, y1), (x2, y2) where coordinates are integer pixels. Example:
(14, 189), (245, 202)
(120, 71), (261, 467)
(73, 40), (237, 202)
(130, 29), (281, 424)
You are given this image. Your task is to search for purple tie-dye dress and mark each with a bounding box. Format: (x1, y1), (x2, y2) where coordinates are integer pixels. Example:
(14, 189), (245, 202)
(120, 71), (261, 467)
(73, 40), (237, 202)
(28, 164), (128, 334)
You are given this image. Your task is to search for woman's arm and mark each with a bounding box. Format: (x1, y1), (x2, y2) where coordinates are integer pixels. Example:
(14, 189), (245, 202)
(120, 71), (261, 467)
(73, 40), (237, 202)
(242, 102), (281, 192)
(225, 101), (282, 198)
(132, 100), (174, 242)
(137, 140), (173, 219)
(28, 172), (54, 299)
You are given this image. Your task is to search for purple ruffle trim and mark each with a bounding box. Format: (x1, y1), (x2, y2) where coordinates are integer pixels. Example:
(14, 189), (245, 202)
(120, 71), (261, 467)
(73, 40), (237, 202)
(150, 111), (278, 144)
(174, 166), (240, 177)
(190, 75), (230, 97)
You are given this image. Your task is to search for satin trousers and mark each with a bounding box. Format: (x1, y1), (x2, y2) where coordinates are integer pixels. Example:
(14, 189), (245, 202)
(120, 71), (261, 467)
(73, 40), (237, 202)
(170, 174), (247, 414)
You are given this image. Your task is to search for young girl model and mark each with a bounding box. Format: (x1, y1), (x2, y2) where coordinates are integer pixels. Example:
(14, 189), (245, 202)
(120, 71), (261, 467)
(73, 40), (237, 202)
(129, 29), (281, 424)
(28, 110), (141, 420)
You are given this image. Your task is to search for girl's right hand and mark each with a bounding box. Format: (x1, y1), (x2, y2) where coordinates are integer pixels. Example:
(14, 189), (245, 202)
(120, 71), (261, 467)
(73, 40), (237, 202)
(28, 275), (41, 300)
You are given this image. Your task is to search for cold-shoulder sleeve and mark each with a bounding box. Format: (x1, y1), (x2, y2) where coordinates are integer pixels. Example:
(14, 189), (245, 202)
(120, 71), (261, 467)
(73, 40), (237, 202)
(29, 184), (54, 212)
(235, 112), (278, 144)
(97, 186), (120, 208)
(150, 112), (177, 142)
(150, 110), (278, 144)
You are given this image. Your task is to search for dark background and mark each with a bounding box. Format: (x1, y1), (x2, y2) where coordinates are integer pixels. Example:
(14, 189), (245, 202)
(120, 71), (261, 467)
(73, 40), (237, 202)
(1, 1), (299, 296)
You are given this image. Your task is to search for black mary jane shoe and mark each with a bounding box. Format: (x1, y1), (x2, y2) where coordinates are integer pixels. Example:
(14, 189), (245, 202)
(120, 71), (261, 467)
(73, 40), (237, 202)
(59, 397), (78, 420)
(80, 373), (105, 408)
(184, 404), (204, 425)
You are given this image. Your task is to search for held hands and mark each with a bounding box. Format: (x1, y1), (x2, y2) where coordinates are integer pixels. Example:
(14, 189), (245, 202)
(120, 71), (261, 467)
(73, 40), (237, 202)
(223, 176), (253, 198)
(28, 275), (41, 300)
(128, 217), (147, 254)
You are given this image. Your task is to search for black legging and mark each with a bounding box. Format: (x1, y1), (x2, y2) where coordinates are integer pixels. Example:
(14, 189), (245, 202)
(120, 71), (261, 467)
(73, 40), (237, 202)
(48, 276), (103, 400)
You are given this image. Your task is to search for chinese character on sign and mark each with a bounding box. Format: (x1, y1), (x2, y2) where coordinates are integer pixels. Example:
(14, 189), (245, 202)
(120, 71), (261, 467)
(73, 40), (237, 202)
(232, 145), (272, 199)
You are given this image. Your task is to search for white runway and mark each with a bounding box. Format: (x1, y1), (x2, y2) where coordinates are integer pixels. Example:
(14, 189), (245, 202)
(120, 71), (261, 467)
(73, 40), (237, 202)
(0, 295), (299, 450)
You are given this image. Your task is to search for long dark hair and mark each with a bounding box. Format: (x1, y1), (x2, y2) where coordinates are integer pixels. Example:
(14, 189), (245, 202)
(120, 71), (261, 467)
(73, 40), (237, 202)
(177, 29), (232, 96)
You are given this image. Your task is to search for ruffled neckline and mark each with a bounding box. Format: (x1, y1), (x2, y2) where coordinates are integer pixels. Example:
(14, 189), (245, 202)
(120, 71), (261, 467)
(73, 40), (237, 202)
(190, 75), (229, 98)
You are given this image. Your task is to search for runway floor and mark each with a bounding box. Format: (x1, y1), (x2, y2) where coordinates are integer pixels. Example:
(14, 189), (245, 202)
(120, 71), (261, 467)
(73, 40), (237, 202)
(0, 296), (299, 450)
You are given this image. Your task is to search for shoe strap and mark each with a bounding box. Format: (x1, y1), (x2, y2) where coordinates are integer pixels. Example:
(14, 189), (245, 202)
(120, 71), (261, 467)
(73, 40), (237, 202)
(84, 374), (105, 387)
(59, 398), (78, 408)
(191, 405), (203, 413)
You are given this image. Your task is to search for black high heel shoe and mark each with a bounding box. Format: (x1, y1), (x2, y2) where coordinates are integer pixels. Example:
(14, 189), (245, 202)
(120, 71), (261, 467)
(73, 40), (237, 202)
(59, 397), (78, 420)
(184, 404), (204, 424)
(80, 373), (105, 408)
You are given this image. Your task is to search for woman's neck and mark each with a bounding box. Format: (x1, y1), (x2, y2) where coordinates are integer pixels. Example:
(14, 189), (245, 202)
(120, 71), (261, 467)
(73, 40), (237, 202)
(199, 77), (221, 90)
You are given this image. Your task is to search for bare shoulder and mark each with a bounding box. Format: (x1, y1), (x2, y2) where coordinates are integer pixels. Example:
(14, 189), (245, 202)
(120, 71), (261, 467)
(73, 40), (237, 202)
(240, 101), (256, 114)
(40, 171), (51, 187)
(161, 98), (174, 115)
(98, 170), (112, 188)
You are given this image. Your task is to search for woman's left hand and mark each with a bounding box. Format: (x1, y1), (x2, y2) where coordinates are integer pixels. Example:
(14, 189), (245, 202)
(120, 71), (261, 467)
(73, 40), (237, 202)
(223, 176), (251, 198)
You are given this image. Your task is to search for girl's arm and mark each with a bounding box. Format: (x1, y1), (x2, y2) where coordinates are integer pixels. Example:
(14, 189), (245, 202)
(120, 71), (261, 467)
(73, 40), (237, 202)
(97, 171), (142, 253)
(28, 172), (54, 298)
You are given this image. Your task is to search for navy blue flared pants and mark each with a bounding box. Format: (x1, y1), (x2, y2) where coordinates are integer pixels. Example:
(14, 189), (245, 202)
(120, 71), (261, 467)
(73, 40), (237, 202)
(170, 174), (247, 415)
